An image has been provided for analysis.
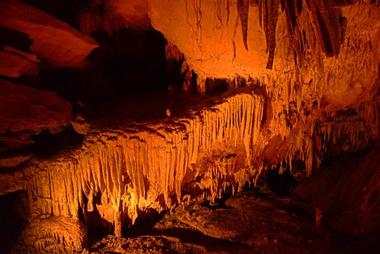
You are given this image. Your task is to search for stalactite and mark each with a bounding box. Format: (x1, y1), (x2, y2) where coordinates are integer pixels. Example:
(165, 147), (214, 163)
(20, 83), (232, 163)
(305, 0), (342, 56)
(238, 0), (250, 49)
(27, 92), (265, 238)
(21, 83), (380, 251)
(255, 0), (344, 69)
(267, 0), (280, 69)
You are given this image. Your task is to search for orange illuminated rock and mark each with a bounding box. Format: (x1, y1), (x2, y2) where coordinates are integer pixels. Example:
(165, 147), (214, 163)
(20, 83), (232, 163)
(0, 0), (98, 68)
(19, 86), (380, 251)
(22, 92), (264, 248)
(0, 1), (378, 252)
(20, 217), (87, 253)
(149, 1), (380, 112)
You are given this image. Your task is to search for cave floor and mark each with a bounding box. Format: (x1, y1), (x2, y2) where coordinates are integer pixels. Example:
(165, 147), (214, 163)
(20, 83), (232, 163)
(88, 189), (371, 254)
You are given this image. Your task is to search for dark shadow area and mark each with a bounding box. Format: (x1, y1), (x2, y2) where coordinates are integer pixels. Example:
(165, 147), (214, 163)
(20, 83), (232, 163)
(205, 78), (229, 96)
(0, 190), (29, 254)
(125, 208), (164, 237)
(21, 0), (88, 29)
(31, 127), (84, 157)
(0, 26), (32, 52)
(266, 168), (297, 196)
(86, 29), (169, 100)
(153, 228), (250, 252)
(31, 28), (178, 114)
(80, 193), (114, 247)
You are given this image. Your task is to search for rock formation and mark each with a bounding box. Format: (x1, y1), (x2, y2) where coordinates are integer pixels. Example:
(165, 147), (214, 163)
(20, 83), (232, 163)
(0, 0), (98, 68)
(0, 0), (379, 253)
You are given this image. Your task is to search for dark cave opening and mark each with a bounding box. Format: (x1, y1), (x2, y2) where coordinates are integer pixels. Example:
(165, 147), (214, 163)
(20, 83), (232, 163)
(87, 29), (170, 99)
(35, 28), (175, 102)
(266, 168), (298, 196)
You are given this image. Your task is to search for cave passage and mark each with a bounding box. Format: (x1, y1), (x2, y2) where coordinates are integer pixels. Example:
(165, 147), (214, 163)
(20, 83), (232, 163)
(0, 0), (379, 253)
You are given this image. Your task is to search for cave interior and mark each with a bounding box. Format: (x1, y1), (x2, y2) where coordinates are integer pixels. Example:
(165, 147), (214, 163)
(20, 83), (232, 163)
(0, 0), (380, 253)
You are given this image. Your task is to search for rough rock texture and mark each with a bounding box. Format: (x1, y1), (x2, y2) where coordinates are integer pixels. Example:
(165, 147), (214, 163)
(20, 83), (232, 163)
(87, 192), (354, 254)
(149, 1), (379, 94)
(15, 85), (380, 251)
(0, 0), (98, 68)
(0, 169), (29, 195)
(148, 0), (380, 174)
(25, 92), (264, 242)
(149, 1), (380, 129)
(0, 80), (73, 194)
(0, 154), (32, 168)
(0, 0), (379, 252)
(15, 217), (87, 253)
(147, 0), (380, 179)
(168, 194), (333, 253)
(89, 235), (207, 254)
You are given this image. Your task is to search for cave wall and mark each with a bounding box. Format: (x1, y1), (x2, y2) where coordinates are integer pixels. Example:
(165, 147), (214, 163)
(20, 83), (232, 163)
(149, 1), (380, 112)
(0, 0), (380, 252)
(148, 0), (380, 171)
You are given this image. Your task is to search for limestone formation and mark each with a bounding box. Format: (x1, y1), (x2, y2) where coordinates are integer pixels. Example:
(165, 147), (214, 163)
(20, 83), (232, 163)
(0, 0), (379, 253)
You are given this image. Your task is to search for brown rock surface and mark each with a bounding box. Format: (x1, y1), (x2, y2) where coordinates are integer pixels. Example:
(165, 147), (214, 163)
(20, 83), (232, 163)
(173, 203), (251, 242)
(88, 192), (366, 254)
(149, 1), (380, 113)
(9, 86), (379, 252)
(172, 194), (328, 252)
(90, 235), (207, 254)
(0, 170), (27, 195)
(15, 216), (87, 254)
(0, 154), (32, 168)
(294, 142), (380, 236)
(79, 0), (150, 35)
(0, 0), (98, 68)
(0, 1), (379, 253)
(0, 51), (38, 78)
(0, 80), (72, 134)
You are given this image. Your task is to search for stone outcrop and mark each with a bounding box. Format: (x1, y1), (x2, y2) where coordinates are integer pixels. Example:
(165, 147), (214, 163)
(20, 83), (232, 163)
(0, 80), (73, 192)
(0, 80), (72, 134)
(0, 0), (98, 68)
(0, 50), (38, 78)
